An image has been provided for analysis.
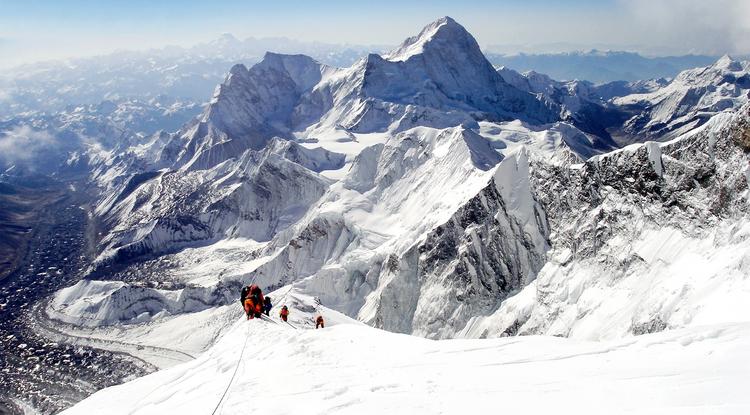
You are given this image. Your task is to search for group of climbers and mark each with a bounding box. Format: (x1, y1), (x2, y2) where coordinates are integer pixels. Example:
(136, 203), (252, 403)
(240, 284), (264, 320)
(239, 283), (325, 329)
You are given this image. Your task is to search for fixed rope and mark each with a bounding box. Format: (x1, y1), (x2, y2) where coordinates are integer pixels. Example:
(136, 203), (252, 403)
(210, 323), (251, 415)
(210, 280), (312, 414)
(213, 284), (297, 413)
(272, 284), (297, 329)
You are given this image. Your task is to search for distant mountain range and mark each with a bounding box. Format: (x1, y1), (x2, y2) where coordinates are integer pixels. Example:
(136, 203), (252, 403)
(485, 50), (726, 83)
(1, 35), (743, 122)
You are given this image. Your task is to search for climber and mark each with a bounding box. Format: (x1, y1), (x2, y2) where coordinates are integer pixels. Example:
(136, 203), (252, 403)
(315, 315), (325, 329)
(243, 284), (264, 320)
(240, 285), (251, 306)
(279, 305), (290, 322)
(263, 296), (272, 316)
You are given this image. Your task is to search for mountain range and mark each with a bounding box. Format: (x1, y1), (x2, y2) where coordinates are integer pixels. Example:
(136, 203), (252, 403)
(1, 16), (749, 414)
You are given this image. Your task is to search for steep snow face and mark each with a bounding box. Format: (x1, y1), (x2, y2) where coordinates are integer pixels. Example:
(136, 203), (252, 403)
(615, 55), (750, 140)
(61, 318), (750, 415)
(462, 105), (750, 340)
(359, 151), (549, 338)
(173, 54), (335, 171)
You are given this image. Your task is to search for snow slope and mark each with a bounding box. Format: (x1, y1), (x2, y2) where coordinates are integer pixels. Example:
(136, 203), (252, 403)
(61, 318), (750, 415)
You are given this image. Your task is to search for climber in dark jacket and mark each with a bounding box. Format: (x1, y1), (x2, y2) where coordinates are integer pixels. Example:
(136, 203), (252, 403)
(263, 296), (272, 316)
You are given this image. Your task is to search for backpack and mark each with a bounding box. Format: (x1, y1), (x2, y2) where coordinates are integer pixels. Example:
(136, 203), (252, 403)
(240, 286), (250, 303)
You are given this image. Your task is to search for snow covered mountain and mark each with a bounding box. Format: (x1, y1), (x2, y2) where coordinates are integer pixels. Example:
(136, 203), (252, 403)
(614, 55), (750, 141)
(85, 17), (573, 265)
(0, 36), (376, 118)
(496, 66), (628, 144)
(499, 55), (750, 145)
(19, 16), (750, 415)
(463, 104), (750, 339)
(486, 50), (719, 83)
(43, 14), (746, 343)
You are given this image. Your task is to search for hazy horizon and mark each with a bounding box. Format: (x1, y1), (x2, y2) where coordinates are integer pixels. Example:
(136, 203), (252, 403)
(1, 0), (749, 69)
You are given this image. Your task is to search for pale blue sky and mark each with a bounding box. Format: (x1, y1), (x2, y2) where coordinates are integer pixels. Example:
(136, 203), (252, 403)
(1, 0), (748, 66)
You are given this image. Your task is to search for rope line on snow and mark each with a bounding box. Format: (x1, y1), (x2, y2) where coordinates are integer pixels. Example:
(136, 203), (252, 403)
(210, 323), (251, 415)
(213, 283), (298, 413)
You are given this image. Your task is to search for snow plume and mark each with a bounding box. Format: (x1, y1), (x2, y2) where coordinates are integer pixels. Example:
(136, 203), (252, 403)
(0, 125), (57, 164)
(623, 0), (750, 55)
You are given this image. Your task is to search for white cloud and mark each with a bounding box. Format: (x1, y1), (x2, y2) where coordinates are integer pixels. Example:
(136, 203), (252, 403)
(621, 0), (750, 55)
(0, 125), (57, 165)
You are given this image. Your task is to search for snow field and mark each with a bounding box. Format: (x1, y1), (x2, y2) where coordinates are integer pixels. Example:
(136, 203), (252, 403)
(62, 317), (750, 415)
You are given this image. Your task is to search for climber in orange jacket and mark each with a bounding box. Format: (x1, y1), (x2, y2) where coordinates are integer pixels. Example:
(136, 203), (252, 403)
(243, 284), (264, 320)
(315, 315), (325, 329)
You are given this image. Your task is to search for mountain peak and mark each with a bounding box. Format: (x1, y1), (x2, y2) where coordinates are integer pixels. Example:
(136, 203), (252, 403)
(227, 63), (249, 80)
(210, 32), (242, 48)
(714, 54), (743, 71)
(384, 16), (476, 62)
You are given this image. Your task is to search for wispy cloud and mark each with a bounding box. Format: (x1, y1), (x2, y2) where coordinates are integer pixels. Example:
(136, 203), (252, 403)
(0, 125), (58, 166)
(622, 0), (750, 55)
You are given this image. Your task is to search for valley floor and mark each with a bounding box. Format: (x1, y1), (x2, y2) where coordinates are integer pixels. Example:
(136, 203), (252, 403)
(0, 179), (148, 414)
(61, 313), (749, 415)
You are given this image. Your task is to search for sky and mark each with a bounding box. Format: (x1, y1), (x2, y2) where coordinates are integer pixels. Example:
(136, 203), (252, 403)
(1, 0), (749, 67)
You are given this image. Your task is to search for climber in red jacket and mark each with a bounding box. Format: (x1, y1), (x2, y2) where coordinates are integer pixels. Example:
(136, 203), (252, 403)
(279, 305), (290, 322)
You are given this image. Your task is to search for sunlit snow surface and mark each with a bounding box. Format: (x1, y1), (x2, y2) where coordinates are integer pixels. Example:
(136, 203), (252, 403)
(61, 314), (750, 415)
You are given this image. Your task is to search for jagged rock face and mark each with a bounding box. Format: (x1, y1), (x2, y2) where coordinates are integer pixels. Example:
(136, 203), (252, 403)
(538, 108), (749, 238)
(462, 105), (750, 340)
(367, 172), (549, 338)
